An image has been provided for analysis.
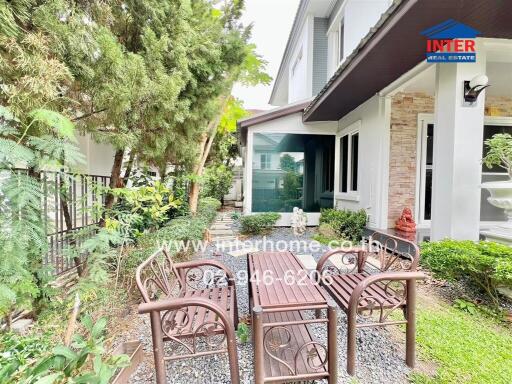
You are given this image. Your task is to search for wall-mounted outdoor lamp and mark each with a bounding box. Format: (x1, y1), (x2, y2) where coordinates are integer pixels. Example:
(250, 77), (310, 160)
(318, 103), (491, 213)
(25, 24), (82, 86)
(464, 74), (490, 104)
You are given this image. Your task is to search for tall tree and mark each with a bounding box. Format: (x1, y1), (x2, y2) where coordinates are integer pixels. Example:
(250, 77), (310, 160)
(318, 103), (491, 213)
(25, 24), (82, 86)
(186, 2), (271, 213)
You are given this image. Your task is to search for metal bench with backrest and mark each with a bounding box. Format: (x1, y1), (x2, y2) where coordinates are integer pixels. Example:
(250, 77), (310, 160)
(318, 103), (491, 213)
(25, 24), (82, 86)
(315, 232), (426, 376)
(136, 248), (240, 384)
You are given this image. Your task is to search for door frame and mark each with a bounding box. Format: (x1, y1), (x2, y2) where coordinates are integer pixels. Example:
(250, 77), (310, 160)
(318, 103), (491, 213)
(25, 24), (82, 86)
(416, 114), (512, 228)
(415, 113), (434, 227)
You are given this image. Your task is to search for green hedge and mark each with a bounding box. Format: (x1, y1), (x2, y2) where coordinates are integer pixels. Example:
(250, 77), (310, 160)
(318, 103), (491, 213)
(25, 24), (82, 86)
(319, 208), (367, 242)
(240, 213), (280, 235)
(124, 198), (221, 273)
(421, 239), (512, 303)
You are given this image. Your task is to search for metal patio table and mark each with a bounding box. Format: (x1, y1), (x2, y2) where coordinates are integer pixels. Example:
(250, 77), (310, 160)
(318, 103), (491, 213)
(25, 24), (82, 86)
(247, 251), (337, 383)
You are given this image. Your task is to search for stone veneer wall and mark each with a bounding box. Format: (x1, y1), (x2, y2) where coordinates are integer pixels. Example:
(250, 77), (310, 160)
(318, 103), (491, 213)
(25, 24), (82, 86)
(387, 93), (512, 228)
(387, 93), (434, 227)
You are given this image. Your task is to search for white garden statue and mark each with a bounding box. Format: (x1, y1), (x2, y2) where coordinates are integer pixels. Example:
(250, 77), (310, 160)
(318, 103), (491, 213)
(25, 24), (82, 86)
(291, 207), (307, 236)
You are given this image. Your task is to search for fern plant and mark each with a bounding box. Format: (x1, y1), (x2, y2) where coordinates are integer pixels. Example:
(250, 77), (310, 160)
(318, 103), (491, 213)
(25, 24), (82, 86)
(0, 105), (83, 326)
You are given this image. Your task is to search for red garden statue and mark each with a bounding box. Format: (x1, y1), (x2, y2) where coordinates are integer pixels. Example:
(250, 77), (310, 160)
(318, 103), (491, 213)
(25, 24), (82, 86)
(395, 208), (416, 233)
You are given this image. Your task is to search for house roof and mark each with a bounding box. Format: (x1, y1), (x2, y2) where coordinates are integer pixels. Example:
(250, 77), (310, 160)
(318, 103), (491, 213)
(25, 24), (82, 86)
(304, 0), (512, 122)
(237, 100), (312, 146)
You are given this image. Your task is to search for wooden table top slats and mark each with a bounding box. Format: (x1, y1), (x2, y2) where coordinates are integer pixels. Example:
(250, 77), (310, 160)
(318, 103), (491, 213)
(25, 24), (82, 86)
(249, 251), (328, 310)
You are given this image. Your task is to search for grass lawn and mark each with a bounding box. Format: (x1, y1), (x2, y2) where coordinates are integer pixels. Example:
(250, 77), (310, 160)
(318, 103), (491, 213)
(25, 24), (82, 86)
(411, 294), (512, 383)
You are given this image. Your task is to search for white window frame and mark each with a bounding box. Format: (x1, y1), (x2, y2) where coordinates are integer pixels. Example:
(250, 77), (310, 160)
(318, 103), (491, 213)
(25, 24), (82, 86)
(416, 114), (512, 228)
(260, 153), (271, 170)
(336, 121), (360, 201)
(338, 22), (344, 64)
(291, 46), (303, 77)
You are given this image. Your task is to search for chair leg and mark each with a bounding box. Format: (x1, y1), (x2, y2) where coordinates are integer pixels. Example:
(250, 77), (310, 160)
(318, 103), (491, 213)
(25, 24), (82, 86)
(150, 311), (166, 384)
(327, 303), (338, 383)
(226, 323), (241, 384)
(406, 279), (417, 368)
(347, 309), (357, 376)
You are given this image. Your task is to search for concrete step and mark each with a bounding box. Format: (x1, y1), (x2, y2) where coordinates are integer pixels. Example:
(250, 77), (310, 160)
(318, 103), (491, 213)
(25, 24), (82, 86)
(210, 229), (234, 236)
(213, 236), (237, 241)
(210, 225), (231, 230)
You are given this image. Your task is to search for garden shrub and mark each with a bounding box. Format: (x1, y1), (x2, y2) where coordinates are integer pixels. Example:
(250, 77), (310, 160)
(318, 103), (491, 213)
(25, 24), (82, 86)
(123, 198), (221, 274)
(421, 239), (512, 303)
(319, 208), (367, 242)
(240, 213), (281, 235)
(201, 164), (234, 202)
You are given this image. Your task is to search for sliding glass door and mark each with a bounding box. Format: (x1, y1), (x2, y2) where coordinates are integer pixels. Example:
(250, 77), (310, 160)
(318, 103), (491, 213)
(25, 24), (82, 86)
(251, 133), (334, 213)
(418, 118), (512, 224)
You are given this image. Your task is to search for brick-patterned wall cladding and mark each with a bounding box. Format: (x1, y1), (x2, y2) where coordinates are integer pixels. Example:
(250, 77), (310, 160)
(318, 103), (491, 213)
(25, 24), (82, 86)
(387, 93), (434, 228)
(387, 93), (512, 228)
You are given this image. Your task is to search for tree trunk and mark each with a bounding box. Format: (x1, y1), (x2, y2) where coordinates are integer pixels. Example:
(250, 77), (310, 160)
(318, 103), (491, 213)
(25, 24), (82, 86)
(188, 134), (209, 215)
(160, 163), (167, 182)
(123, 150), (136, 183)
(100, 148), (124, 226)
(188, 96), (230, 214)
(59, 172), (84, 276)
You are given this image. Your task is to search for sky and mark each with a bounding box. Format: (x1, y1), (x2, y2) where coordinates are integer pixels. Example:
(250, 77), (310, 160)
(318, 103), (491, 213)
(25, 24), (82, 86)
(231, 0), (301, 111)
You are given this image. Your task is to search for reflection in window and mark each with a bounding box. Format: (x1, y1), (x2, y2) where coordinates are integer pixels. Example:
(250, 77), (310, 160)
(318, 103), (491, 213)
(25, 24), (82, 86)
(260, 153), (271, 169)
(252, 133), (334, 213)
(481, 125), (512, 221)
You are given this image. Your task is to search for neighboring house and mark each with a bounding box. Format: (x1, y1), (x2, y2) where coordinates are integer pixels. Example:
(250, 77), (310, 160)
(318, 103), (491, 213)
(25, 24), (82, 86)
(77, 133), (116, 176)
(238, 0), (512, 242)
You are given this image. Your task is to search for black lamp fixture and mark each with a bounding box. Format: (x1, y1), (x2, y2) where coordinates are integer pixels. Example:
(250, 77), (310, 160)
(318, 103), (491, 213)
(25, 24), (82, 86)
(464, 74), (490, 104)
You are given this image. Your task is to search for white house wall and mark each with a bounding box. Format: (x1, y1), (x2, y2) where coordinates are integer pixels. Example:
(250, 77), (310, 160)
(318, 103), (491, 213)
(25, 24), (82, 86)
(76, 133), (116, 177)
(288, 15), (314, 103)
(334, 95), (391, 229)
(327, 0), (393, 77)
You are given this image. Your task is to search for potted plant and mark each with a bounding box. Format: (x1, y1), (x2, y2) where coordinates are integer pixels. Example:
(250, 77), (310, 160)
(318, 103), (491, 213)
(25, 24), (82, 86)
(481, 133), (512, 237)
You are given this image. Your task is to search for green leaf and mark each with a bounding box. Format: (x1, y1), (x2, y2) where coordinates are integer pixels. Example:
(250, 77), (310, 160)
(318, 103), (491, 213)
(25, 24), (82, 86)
(0, 106), (18, 122)
(53, 345), (78, 361)
(29, 109), (76, 142)
(34, 373), (62, 384)
(91, 317), (108, 339)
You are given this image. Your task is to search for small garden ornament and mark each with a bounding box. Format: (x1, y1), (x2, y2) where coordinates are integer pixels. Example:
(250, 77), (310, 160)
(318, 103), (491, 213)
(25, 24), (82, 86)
(291, 207), (307, 236)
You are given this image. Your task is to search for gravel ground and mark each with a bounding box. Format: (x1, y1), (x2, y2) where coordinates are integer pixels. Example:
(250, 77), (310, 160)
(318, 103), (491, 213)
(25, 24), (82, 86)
(128, 217), (411, 384)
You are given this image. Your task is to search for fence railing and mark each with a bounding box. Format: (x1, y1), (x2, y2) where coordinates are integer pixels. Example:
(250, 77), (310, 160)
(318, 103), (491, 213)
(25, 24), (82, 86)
(15, 169), (110, 275)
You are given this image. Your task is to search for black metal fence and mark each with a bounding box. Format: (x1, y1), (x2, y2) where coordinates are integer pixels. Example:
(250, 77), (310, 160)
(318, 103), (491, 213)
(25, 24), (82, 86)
(46, 171), (110, 275)
(14, 169), (110, 275)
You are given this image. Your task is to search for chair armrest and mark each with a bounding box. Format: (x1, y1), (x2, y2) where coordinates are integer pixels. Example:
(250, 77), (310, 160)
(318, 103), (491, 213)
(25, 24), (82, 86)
(174, 259), (236, 289)
(138, 297), (236, 333)
(348, 271), (426, 314)
(174, 259), (235, 279)
(316, 248), (367, 274)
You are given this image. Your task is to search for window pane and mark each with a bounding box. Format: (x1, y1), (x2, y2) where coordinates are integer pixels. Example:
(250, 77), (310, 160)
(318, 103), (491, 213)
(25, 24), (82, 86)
(339, 24), (344, 63)
(340, 136), (348, 193)
(351, 133), (359, 191)
(482, 125), (512, 173)
(252, 134), (335, 212)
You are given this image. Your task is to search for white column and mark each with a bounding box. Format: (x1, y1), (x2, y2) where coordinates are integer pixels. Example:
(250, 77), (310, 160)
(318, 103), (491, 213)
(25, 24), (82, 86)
(431, 43), (486, 241)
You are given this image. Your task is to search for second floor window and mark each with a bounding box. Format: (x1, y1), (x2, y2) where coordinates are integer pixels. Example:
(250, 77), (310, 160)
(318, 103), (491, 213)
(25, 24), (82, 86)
(338, 23), (345, 64)
(339, 131), (359, 193)
(260, 153), (271, 169)
(291, 47), (303, 76)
